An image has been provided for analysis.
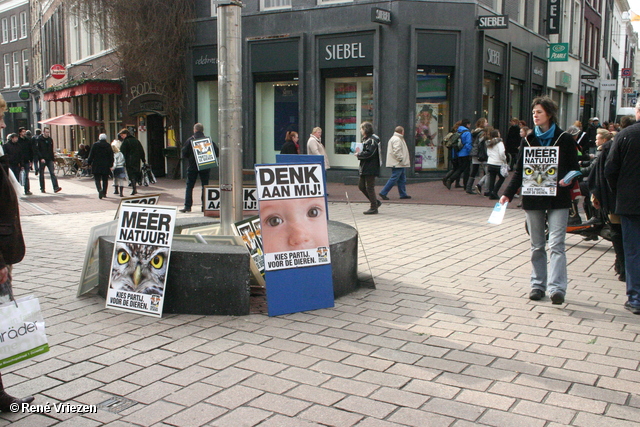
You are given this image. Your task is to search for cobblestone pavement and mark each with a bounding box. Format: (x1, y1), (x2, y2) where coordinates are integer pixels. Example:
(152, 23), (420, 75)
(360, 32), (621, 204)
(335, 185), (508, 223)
(1, 172), (639, 426)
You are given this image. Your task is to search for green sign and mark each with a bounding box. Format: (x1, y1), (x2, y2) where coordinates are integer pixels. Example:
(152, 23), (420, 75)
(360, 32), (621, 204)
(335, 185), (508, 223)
(8, 107), (24, 113)
(549, 43), (569, 62)
(18, 89), (30, 100)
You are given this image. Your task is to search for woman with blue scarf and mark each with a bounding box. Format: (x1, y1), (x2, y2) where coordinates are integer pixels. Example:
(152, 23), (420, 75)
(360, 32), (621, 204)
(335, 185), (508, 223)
(500, 97), (579, 305)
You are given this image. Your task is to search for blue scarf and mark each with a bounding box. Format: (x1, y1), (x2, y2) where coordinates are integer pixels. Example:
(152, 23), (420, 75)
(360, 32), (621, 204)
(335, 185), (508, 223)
(534, 123), (556, 146)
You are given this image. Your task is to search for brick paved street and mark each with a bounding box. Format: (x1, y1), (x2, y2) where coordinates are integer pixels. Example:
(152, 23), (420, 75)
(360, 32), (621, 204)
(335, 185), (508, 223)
(1, 172), (639, 426)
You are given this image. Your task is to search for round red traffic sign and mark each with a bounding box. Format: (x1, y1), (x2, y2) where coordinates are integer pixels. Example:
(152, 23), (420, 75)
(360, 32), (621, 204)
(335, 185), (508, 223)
(50, 64), (66, 79)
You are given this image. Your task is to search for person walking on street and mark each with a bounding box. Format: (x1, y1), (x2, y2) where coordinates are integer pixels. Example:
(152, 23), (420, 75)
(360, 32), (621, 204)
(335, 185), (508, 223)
(465, 118), (489, 194)
(0, 94), (36, 411)
(118, 128), (146, 195)
(180, 123), (219, 213)
(500, 97), (579, 305)
(604, 101), (640, 314)
(379, 126), (411, 200)
(280, 131), (300, 154)
(357, 121), (382, 214)
(3, 133), (21, 185)
(111, 144), (127, 197)
(443, 119), (473, 190)
(36, 127), (61, 193)
(485, 128), (507, 200)
(307, 127), (330, 170)
(17, 127), (34, 195)
(87, 134), (114, 199)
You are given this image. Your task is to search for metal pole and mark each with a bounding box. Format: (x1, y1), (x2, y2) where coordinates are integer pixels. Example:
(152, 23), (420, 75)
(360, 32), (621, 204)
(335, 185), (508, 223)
(217, 1), (244, 235)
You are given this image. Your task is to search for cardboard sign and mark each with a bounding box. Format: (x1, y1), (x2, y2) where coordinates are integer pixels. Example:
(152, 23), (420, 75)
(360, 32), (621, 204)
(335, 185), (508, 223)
(192, 137), (218, 170)
(232, 216), (266, 286)
(106, 205), (176, 317)
(204, 186), (258, 216)
(77, 220), (118, 296)
(114, 194), (161, 220)
(522, 146), (559, 196)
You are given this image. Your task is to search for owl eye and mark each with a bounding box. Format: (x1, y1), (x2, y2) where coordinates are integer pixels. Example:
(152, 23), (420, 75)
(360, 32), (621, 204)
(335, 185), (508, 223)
(524, 167), (534, 176)
(117, 249), (130, 264)
(546, 167), (556, 176)
(151, 254), (164, 269)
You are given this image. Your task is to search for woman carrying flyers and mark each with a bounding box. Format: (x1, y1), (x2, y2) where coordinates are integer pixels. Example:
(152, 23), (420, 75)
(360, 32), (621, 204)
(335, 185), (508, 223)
(357, 121), (382, 215)
(500, 97), (579, 305)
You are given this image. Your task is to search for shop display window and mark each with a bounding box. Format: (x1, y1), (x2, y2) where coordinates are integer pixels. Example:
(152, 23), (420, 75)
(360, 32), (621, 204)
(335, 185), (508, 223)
(415, 71), (451, 171)
(197, 80), (219, 146)
(324, 77), (373, 168)
(255, 81), (298, 164)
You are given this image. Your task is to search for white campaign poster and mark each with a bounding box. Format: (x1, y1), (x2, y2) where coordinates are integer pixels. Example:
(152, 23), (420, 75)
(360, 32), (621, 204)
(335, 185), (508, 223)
(106, 205), (176, 317)
(204, 186), (258, 212)
(521, 146), (559, 196)
(255, 163), (330, 271)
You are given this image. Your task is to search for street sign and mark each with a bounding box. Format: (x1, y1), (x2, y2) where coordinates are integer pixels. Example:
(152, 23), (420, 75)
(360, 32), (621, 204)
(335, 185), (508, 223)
(549, 43), (568, 62)
(477, 15), (509, 29)
(622, 68), (632, 77)
(581, 74), (598, 80)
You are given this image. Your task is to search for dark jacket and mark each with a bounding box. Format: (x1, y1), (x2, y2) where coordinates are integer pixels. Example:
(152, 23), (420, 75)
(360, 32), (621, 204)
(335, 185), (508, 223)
(88, 140), (115, 175)
(0, 163), (25, 269)
(3, 140), (22, 168)
(120, 135), (146, 178)
(505, 125), (521, 155)
(280, 140), (299, 155)
(357, 135), (381, 176)
(182, 131), (219, 172)
(588, 140), (615, 217)
(36, 135), (56, 162)
(605, 121), (640, 216)
(18, 136), (34, 164)
(503, 125), (579, 210)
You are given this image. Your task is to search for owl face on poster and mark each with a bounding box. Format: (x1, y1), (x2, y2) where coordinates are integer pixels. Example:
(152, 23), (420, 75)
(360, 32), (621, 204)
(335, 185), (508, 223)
(523, 164), (557, 188)
(110, 242), (168, 296)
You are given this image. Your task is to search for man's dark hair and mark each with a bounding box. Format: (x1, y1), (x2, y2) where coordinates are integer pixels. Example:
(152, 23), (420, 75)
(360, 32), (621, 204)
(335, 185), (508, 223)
(194, 123), (204, 132)
(460, 119), (471, 127)
(531, 96), (558, 125)
(620, 115), (635, 129)
(18, 127), (26, 133)
(35, 129), (41, 135)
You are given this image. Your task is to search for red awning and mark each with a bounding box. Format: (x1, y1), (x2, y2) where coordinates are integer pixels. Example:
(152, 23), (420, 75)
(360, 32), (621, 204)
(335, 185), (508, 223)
(44, 81), (122, 102)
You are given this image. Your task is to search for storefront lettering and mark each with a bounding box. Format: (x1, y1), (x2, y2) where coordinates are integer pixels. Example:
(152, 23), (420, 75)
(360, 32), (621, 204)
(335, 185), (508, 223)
(130, 82), (166, 102)
(487, 48), (501, 66)
(325, 43), (366, 61)
(195, 55), (217, 66)
(547, 0), (561, 34)
(533, 67), (544, 77)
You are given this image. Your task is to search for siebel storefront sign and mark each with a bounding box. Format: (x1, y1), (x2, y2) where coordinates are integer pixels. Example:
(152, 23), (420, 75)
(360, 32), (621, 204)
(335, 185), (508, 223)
(477, 15), (509, 29)
(319, 34), (374, 68)
(371, 8), (391, 25)
(547, 0), (561, 34)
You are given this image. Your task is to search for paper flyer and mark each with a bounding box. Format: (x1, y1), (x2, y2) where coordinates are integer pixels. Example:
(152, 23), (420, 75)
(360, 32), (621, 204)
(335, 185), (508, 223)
(488, 202), (508, 225)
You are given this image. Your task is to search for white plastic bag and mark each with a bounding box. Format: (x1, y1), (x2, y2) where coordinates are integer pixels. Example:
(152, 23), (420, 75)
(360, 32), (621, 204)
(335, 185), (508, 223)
(0, 295), (49, 369)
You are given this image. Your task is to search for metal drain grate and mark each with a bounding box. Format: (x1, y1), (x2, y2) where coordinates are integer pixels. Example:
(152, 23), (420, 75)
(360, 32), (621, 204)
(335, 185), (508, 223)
(97, 395), (139, 414)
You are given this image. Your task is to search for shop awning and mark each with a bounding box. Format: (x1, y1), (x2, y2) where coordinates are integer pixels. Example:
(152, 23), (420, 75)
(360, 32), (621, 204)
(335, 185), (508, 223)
(44, 81), (122, 102)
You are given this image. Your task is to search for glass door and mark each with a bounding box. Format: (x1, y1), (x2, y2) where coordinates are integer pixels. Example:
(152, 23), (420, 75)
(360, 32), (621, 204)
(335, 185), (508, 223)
(324, 77), (374, 168)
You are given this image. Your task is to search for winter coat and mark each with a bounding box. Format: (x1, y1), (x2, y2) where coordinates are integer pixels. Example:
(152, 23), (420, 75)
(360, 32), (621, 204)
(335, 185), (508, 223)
(454, 125), (473, 157)
(357, 135), (381, 176)
(469, 128), (485, 158)
(385, 132), (410, 168)
(605, 121), (640, 216)
(182, 131), (219, 173)
(120, 135), (146, 179)
(0, 163), (25, 269)
(503, 125), (579, 210)
(307, 134), (330, 170)
(17, 136), (34, 164)
(88, 140), (115, 175)
(588, 140), (615, 217)
(2, 140), (22, 168)
(280, 140), (299, 155)
(505, 125), (521, 155)
(36, 135), (56, 162)
(486, 138), (506, 166)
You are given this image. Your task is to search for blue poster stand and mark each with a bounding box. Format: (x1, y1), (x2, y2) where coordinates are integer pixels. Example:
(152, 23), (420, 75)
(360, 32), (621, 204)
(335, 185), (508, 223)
(261, 156), (334, 316)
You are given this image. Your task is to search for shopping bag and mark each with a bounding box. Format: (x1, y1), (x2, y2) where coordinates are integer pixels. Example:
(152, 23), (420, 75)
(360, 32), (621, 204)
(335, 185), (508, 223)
(0, 295), (49, 369)
(19, 169), (25, 186)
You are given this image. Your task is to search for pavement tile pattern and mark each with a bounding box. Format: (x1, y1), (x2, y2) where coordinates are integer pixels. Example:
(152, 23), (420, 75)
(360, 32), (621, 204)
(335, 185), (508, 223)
(1, 172), (639, 426)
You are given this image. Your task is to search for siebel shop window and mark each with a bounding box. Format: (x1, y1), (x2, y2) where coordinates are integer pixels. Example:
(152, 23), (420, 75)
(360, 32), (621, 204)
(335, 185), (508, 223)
(261, 0), (291, 10)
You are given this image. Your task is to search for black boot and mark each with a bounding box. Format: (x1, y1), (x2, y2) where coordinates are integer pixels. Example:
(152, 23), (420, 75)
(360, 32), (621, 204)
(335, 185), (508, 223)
(0, 373), (34, 412)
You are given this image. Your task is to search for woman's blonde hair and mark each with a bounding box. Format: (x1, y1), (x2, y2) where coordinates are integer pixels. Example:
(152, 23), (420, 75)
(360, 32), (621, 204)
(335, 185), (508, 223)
(596, 128), (613, 141)
(312, 127), (322, 134)
(0, 93), (6, 113)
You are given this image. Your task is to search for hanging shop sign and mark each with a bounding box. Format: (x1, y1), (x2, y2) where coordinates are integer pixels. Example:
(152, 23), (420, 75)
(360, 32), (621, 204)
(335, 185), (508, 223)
(547, 0), (561, 34)
(581, 74), (597, 80)
(371, 8), (391, 25)
(621, 68), (632, 77)
(548, 43), (568, 62)
(18, 89), (30, 100)
(50, 64), (66, 79)
(477, 15), (509, 29)
(600, 80), (617, 91)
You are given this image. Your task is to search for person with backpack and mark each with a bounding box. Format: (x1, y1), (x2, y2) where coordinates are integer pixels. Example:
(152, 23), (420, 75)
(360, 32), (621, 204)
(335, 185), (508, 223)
(465, 118), (489, 194)
(443, 119), (473, 190)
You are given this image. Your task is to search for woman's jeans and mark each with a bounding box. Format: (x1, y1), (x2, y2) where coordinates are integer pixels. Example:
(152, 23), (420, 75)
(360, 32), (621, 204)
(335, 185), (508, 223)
(487, 164), (506, 196)
(525, 209), (569, 296)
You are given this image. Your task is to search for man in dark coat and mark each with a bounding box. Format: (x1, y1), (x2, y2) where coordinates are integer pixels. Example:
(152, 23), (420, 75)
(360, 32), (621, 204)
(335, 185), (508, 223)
(356, 121), (382, 215)
(3, 133), (21, 181)
(17, 127), (34, 195)
(584, 117), (600, 154)
(605, 106), (640, 315)
(36, 127), (61, 193)
(118, 128), (146, 195)
(87, 134), (115, 199)
(180, 123), (219, 213)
